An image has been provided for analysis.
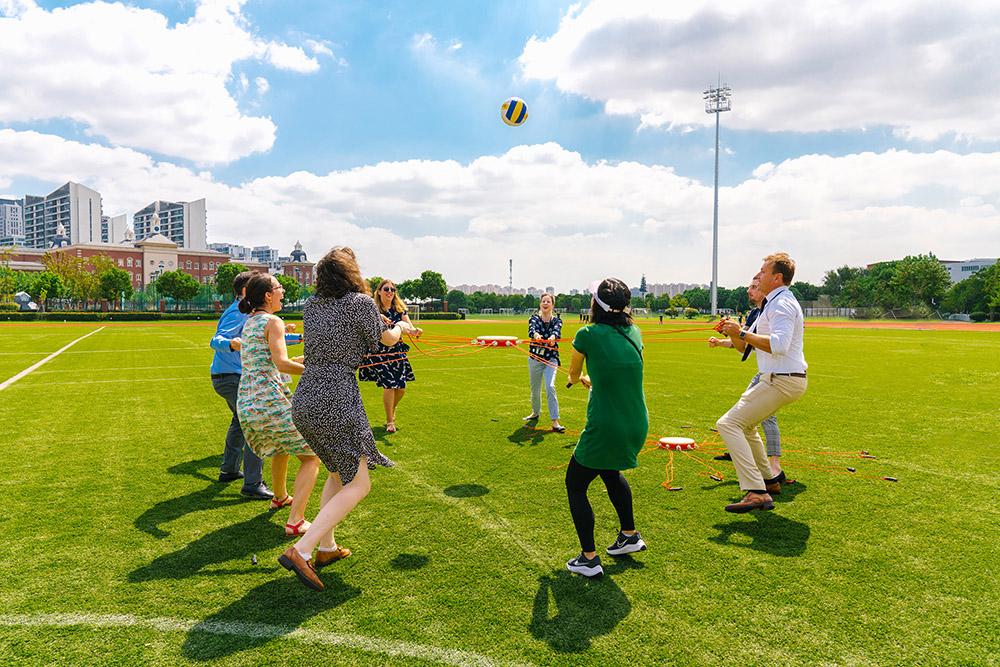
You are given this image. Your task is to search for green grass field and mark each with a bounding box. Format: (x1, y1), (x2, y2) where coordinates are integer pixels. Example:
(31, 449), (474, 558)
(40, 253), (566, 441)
(0, 320), (997, 666)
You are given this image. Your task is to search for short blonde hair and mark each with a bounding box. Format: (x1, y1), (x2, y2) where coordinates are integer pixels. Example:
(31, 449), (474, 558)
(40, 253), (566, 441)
(764, 252), (795, 285)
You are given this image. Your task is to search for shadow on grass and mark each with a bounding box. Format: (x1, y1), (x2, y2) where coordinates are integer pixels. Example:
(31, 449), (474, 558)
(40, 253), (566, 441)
(773, 480), (808, 503)
(443, 484), (489, 498)
(371, 426), (394, 445)
(181, 576), (360, 661)
(390, 553), (429, 570)
(710, 512), (810, 557)
(136, 456), (245, 539)
(130, 513), (285, 582)
(529, 560), (640, 653)
(507, 425), (562, 447)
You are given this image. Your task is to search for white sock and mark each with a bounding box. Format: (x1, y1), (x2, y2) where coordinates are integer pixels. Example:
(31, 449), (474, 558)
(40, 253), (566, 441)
(297, 550), (311, 561)
(317, 546), (338, 552)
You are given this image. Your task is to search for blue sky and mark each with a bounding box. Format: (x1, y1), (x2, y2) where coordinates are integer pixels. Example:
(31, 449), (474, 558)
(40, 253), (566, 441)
(2, 0), (998, 289)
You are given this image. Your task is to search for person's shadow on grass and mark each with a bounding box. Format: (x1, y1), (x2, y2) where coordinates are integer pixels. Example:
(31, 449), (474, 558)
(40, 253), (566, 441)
(180, 576), (361, 661)
(508, 425), (556, 447)
(135, 456), (245, 539)
(129, 513), (285, 582)
(710, 512), (810, 557)
(529, 560), (641, 653)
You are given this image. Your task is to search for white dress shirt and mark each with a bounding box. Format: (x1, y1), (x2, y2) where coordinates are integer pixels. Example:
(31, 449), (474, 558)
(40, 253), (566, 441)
(752, 286), (808, 374)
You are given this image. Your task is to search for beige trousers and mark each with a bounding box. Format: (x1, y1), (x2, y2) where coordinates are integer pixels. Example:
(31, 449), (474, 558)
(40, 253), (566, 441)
(716, 374), (807, 491)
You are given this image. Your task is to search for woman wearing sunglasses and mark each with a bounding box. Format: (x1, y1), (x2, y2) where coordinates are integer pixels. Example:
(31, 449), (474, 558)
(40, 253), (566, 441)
(359, 279), (422, 433)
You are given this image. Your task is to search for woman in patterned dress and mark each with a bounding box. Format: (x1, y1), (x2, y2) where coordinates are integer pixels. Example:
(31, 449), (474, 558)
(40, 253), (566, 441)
(359, 279), (422, 433)
(281, 247), (417, 591)
(236, 273), (321, 537)
(523, 293), (565, 433)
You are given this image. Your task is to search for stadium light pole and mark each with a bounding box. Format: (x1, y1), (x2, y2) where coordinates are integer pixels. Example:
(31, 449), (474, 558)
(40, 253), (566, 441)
(704, 79), (731, 316)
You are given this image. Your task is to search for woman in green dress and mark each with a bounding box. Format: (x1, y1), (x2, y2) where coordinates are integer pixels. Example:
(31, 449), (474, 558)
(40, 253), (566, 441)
(564, 278), (649, 577)
(237, 273), (322, 538)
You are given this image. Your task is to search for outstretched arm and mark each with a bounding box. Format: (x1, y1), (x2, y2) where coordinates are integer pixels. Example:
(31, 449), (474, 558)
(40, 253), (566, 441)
(266, 317), (305, 374)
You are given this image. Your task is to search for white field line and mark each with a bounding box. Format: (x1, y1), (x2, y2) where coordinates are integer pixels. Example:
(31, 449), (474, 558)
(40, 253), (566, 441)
(7, 376), (203, 388)
(0, 346), (202, 356)
(0, 327), (105, 391)
(30, 364), (206, 375)
(0, 613), (531, 667)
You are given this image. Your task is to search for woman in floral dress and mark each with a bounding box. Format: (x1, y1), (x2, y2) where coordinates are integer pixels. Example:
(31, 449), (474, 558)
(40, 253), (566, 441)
(236, 273), (321, 537)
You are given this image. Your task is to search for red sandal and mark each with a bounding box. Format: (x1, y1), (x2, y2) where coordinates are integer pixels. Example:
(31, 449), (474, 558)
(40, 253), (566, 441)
(285, 519), (311, 536)
(270, 495), (293, 510)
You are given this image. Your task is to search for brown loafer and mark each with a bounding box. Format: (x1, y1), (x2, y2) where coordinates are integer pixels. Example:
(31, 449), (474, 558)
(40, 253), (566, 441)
(314, 546), (352, 569)
(764, 471), (786, 495)
(725, 492), (775, 513)
(278, 547), (324, 591)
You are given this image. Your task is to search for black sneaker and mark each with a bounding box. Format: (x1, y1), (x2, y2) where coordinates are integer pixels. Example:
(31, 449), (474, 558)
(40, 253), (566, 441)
(240, 483), (274, 500)
(566, 553), (603, 578)
(606, 531), (647, 556)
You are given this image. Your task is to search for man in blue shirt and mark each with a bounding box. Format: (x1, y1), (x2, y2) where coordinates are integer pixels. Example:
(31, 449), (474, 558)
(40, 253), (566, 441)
(210, 270), (272, 499)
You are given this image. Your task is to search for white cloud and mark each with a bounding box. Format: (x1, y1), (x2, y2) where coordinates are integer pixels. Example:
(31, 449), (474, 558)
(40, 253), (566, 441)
(0, 0), (325, 164)
(520, 0), (1000, 140)
(412, 32), (435, 50)
(2, 129), (998, 290)
(255, 77), (269, 96)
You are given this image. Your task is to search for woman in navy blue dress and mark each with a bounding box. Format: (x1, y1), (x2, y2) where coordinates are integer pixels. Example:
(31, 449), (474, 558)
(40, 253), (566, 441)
(359, 279), (422, 433)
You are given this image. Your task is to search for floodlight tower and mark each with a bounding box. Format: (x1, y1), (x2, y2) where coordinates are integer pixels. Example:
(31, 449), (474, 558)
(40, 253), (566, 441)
(704, 79), (731, 316)
(508, 259), (513, 291)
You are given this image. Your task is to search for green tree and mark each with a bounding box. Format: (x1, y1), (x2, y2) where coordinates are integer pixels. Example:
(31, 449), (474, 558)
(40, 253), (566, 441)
(26, 271), (64, 302)
(669, 294), (688, 312)
(682, 287), (710, 311)
(821, 265), (865, 298)
(367, 276), (384, 295)
(276, 274), (302, 304)
(790, 281), (821, 302)
(639, 274), (647, 294)
(0, 266), (15, 305)
(891, 254), (950, 309)
(446, 289), (467, 310)
(42, 252), (99, 306)
(155, 270), (201, 309)
(397, 279), (421, 300)
(943, 271), (986, 313)
(214, 262), (247, 297)
(98, 268), (134, 307)
(417, 270), (447, 300)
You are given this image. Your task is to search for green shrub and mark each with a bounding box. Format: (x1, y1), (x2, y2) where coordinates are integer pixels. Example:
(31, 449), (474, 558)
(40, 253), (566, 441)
(415, 312), (463, 320)
(0, 303), (19, 313)
(970, 311), (987, 322)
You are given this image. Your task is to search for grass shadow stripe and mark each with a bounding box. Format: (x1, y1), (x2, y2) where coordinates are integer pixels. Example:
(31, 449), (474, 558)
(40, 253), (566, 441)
(0, 613), (534, 667)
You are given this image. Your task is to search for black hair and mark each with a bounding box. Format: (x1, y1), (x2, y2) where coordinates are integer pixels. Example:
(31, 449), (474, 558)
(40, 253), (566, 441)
(232, 270), (255, 298)
(238, 273), (275, 314)
(590, 278), (633, 328)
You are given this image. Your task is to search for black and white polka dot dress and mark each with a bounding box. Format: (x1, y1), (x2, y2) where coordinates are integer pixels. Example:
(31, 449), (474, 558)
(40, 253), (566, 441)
(291, 292), (394, 483)
(358, 307), (415, 389)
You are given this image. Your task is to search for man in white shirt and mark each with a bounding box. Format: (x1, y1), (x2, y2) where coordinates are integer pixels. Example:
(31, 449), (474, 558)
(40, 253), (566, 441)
(716, 252), (808, 513)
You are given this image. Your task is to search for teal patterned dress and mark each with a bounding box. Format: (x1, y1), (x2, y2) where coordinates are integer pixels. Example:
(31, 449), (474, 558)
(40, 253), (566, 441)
(237, 313), (313, 458)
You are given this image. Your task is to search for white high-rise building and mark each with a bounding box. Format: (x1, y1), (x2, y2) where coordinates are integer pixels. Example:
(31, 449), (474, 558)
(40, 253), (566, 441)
(939, 258), (998, 283)
(133, 198), (207, 249)
(0, 198), (24, 246)
(23, 182), (102, 248)
(101, 214), (129, 244)
(252, 245), (281, 271)
(208, 242), (253, 262)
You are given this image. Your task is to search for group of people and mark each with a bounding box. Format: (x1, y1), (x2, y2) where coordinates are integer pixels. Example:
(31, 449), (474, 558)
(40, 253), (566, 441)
(208, 247), (807, 588)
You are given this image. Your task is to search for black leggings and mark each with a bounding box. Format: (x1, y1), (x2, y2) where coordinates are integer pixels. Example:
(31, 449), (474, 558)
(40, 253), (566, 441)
(565, 456), (635, 553)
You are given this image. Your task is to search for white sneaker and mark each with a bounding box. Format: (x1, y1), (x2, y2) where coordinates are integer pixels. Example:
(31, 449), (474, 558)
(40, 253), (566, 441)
(566, 553), (604, 578)
(523, 414), (540, 421)
(606, 531), (647, 556)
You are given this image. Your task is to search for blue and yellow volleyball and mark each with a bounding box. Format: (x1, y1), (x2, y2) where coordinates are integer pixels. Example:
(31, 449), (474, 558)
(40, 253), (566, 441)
(501, 97), (528, 126)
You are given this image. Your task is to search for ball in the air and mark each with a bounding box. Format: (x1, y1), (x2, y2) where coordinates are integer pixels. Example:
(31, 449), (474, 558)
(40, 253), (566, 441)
(501, 97), (528, 126)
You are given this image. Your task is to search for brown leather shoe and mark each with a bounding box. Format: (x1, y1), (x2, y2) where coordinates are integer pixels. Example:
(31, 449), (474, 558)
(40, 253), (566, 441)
(765, 481), (782, 495)
(725, 492), (775, 513)
(314, 546), (352, 569)
(764, 471), (786, 495)
(278, 547), (324, 591)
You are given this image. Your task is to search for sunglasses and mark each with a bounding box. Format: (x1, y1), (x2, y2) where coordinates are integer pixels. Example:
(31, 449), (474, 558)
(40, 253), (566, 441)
(382, 287), (396, 293)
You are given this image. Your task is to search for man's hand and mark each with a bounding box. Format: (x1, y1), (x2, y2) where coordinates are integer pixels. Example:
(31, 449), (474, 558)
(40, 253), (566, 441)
(229, 337), (242, 351)
(720, 320), (743, 338)
(285, 323), (297, 333)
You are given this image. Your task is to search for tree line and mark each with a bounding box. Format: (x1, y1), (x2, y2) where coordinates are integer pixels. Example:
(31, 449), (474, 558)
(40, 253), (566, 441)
(1, 251), (997, 319)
